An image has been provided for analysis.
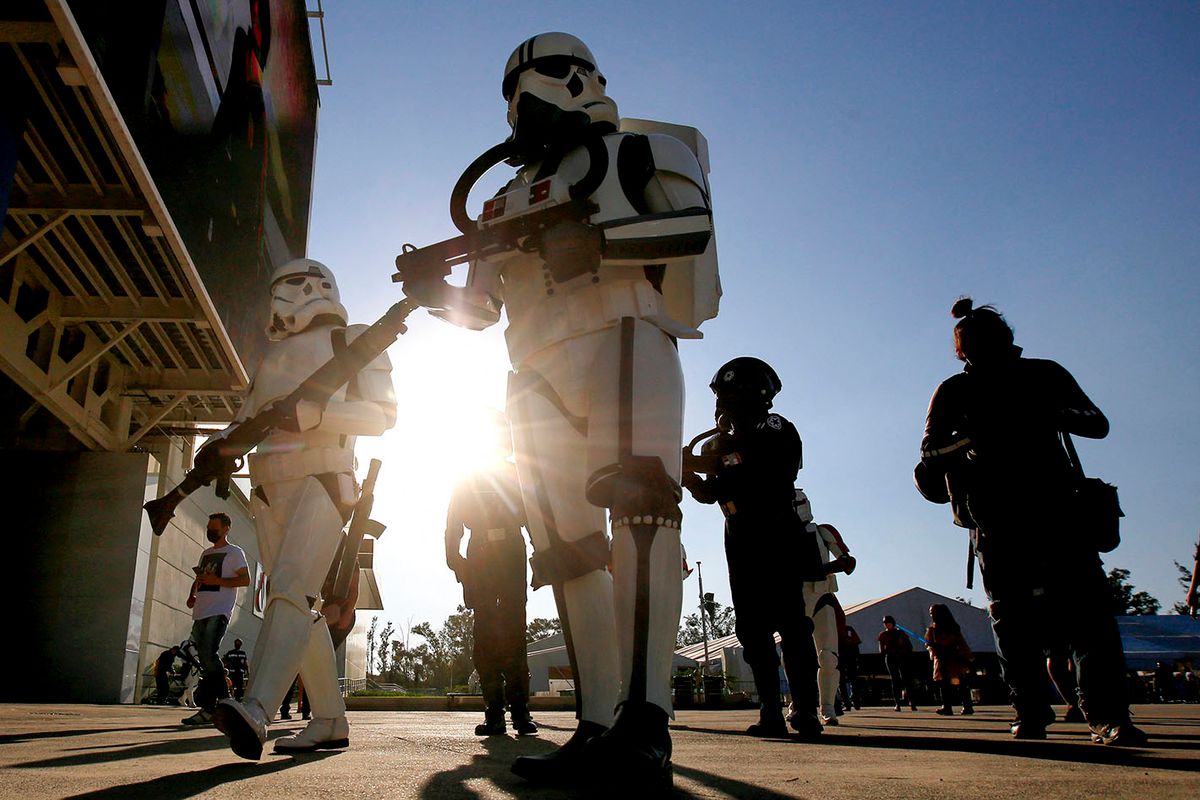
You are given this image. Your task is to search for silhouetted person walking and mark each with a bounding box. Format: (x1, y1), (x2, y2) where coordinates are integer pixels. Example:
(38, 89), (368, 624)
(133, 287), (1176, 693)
(919, 297), (1145, 745)
(878, 616), (917, 711)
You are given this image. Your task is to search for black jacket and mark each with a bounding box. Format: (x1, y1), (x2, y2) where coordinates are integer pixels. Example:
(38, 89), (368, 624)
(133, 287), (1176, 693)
(921, 347), (1108, 531)
(687, 412), (823, 581)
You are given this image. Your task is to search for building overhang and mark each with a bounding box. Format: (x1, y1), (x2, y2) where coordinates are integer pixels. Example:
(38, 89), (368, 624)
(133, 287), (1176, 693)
(1, 1), (248, 451)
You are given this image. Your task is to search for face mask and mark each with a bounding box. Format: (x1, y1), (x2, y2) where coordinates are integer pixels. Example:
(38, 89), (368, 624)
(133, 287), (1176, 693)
(207, 529), (222, 543)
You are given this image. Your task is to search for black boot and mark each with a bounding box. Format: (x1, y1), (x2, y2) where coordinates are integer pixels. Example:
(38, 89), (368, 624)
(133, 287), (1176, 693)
(510, 705), (538, 736)
(748, 662), (788, 737)
(586, 701), (673, 791)
(786, 709), (824, 738)
(747, 706), (789, 737)
(475, 706), (506, 736)
(511, 719), (607, 783)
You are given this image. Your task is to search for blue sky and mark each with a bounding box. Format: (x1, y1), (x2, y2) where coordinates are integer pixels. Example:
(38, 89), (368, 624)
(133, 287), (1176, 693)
(303, 2), (1200, 635)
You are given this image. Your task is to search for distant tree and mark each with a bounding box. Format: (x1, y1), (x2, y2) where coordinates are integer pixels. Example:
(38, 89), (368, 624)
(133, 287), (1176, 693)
(441, 605), (475, 690)
(1105, 567), (1161, 616)
(410, 607), (476, 691)
(366, 616), (379, 679)
(1172, 559), (1196, 615)
(377, 621), (395, 676)
(677, 600), (736, 647)
(526, 617), (562, 643)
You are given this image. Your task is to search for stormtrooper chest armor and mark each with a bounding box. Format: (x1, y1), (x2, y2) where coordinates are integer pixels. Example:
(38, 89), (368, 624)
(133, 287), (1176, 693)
(247, 325), (348, 416)
(493, 132), (672, 363)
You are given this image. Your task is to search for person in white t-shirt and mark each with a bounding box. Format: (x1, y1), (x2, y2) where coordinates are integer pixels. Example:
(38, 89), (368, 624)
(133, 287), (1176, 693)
(182, 512), (249, 725)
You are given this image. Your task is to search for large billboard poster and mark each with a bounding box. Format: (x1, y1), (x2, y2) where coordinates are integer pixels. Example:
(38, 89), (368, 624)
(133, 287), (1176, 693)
(71, 0), (319, 369)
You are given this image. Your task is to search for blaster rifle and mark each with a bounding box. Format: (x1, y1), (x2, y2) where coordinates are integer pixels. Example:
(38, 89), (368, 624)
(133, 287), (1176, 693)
(682, 426), (727, 477)
(142, 298), (419, 537)
(321, 458), (386, 648)
(392, 196), (599, 288)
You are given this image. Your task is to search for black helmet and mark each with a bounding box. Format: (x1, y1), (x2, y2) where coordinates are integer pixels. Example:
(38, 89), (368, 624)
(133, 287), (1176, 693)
(710, 357), (782, 406)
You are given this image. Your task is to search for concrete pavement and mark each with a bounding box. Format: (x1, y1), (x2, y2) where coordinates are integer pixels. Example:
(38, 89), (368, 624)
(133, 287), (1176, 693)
(0, 703), (1196, 799)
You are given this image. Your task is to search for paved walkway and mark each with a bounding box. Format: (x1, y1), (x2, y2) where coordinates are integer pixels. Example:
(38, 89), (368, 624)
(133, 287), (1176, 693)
(1, 703), (1196, 799)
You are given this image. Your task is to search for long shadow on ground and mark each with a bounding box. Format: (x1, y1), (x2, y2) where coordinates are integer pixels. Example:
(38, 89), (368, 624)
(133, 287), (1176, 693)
(416, 728), (796, 798)
(12, 730), (240, 769)
(62, 753), (334, 800)
(671, 723), (1200, 773)
(0, 726), (184, 746)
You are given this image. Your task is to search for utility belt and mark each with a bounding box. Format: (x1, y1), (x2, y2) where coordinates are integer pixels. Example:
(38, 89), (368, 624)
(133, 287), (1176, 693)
(248, 446), (355, 486)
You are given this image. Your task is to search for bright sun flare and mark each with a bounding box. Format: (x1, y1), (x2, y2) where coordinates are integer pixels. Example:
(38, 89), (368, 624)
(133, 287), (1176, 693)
(353, 322), (514, 594)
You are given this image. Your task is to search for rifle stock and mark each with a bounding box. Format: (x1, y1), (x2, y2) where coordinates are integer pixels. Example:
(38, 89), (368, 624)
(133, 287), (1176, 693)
(142, 299), (417, 537)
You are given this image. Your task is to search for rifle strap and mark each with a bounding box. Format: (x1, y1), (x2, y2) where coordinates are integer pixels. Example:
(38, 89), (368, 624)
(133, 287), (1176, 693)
(330, 327), (361, 449)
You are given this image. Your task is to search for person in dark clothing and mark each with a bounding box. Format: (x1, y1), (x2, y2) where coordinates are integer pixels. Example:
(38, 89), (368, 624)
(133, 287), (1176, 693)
(1046, 647), (1086, 722)
(919, 297), (1146, 745)
(683, 357), (825, 739)
(878, 616), (918, 711)
(154, 645), (181, 705)
(839, 624), (862, 711)
(446, 413), (537, 737)
(280, 676), (309, 720)
(224, 639), (249, 701)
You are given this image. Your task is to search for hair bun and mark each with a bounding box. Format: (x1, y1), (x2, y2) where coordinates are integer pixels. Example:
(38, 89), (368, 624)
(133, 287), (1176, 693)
(951, 296), (974, 319)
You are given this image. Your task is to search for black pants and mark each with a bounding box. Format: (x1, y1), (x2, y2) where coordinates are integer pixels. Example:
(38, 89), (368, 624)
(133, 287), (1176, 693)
(280, 677), (310, 718)
(229, 671), (245, 700)
(839, 656), (859, 708)
(979, 540), (1129, 726)
(155, 672), (170, 704)
(465, 540), (530, 715)
(727, 540), (816, 713)
(885, 654), (913, 707)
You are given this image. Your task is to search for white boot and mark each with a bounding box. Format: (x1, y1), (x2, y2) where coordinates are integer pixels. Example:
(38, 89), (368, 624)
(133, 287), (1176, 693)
(273, 715), (350, 754)
(213, 697), (270, 761)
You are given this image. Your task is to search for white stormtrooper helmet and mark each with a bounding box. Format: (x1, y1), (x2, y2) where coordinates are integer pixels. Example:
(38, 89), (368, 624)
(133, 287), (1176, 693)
(266, 258), (348, 340)
(502, 32), (619, 139)
(794, 488), (814, 525)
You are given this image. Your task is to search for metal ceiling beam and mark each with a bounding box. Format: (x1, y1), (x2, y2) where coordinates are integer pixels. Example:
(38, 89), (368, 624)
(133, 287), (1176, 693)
(0, 209), (70, 267)
(126, 368), (242, 394)
(48, 319), (140, 392)
(7, 187), (146, 216)
(59, 296), (200, 322)
(124, 392), (187, 449)
(45, 0), (247, 386)
(0, 21), (60, 44)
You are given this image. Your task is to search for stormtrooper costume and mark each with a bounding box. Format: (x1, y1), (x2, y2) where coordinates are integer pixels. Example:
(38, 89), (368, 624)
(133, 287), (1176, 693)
(792, 489), (854, 725)
(211, 259), (396, 760)
(401, 33), (717, 785)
